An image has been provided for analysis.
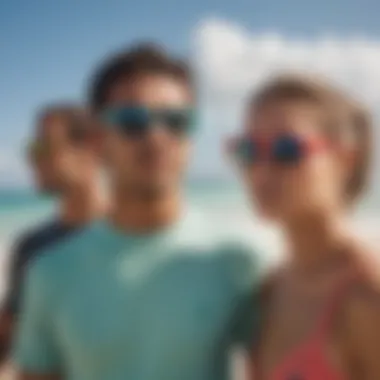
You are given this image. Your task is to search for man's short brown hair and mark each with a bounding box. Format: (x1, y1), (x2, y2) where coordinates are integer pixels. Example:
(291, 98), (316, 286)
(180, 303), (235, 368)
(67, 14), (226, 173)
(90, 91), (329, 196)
(88, 43), (192, 112)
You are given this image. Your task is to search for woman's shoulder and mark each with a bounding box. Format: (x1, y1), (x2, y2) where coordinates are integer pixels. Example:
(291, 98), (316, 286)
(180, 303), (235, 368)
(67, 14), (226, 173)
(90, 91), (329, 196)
(346, 242), (380, 295)
(339, 246), (380, 348)
(339, 273), (380, 374)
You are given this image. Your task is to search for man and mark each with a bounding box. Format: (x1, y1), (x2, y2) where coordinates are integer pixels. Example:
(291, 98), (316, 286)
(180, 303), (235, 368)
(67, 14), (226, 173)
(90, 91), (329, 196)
(0, 105), (105, 372)
(13, 44), (264, 380)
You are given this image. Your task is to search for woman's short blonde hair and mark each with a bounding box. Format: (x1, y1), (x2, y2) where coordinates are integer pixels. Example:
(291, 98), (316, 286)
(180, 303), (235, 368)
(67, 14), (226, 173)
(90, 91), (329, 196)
(249, 74), (372, 202)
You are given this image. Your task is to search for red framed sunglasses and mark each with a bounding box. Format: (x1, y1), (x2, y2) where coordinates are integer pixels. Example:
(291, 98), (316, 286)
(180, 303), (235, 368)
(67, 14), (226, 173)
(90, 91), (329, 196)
(229, 134), (328, 165)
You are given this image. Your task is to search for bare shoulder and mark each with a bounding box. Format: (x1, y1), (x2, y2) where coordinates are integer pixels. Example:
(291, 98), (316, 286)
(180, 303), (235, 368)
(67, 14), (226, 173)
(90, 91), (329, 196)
(345, 281), (380, 326)
(338, 250), (380, 374)
(342, 249), (380, 340)
(347, 246), (380, 306)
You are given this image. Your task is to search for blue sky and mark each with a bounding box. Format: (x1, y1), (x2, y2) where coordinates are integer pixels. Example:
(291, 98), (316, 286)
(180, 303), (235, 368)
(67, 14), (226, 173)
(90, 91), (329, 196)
(0, 0), (379, 187)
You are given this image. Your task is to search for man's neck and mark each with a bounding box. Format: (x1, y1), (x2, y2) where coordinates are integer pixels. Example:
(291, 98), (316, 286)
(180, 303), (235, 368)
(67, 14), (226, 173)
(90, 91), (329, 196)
(60, 182), (106, 226)
(108, 189), (182, 234)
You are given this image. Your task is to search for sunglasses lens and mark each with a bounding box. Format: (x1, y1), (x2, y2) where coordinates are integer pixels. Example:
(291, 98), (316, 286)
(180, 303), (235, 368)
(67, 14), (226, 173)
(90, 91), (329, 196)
(273, 136), (302, 163)
(103, 107), (150, 137)
(161, 110), (194, 136)
(121, 108), (151, 137)
(235, 139), (257, 164)
(103, 107), (195, 138)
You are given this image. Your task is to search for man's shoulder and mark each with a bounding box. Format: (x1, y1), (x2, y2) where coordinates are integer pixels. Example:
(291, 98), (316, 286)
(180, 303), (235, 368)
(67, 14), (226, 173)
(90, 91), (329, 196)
(180, 208), (261, 253)
(28, 221), (100, 276)
(10, 219), (65, 270)
(209, 222), (262, 258)
(210, 222), (282, 290)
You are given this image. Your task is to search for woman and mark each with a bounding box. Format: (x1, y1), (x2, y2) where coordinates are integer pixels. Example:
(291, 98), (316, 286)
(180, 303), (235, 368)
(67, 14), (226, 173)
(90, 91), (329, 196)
(230, 75), (380, 379)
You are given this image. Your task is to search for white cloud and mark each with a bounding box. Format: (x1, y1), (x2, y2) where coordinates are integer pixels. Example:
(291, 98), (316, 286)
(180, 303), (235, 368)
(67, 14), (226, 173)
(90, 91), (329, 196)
(195, 19), (380, 105)
(191, 19), (380, 199)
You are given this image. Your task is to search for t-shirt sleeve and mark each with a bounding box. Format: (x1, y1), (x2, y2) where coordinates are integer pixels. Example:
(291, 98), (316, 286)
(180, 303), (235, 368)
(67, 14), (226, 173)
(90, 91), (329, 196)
(2, 238), (30, 316)
(12, 259), (61, 372)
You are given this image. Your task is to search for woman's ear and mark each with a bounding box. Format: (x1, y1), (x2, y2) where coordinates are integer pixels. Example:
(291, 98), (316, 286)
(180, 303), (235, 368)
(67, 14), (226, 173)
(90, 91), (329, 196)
(340, 143), (361, 201)
(344, 144), (359, 171)
(344, 104), (372, 201)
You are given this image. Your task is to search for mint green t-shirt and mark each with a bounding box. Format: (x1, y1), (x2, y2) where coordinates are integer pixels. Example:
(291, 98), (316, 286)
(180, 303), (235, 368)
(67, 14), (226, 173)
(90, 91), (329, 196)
(13, 210), (264, 380)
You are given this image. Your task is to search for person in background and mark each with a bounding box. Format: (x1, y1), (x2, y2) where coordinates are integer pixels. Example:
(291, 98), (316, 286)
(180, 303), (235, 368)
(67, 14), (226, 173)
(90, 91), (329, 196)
(0, 104), (105, 374)
(230, 75), (380, 379)
(13, 43), (265, 380)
